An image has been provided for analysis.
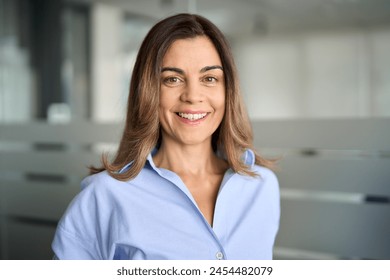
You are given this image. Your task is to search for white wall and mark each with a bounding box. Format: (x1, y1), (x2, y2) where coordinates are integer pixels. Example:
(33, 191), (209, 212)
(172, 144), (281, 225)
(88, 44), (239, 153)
(90, 4), (125, 122)
(0, 38), (34, 122)
(371, 30), (390, 116)
(234, 28), (390, 120)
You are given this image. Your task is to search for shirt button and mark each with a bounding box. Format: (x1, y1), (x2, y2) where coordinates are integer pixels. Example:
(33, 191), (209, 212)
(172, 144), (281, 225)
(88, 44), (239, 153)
(215, 251), (224, 260)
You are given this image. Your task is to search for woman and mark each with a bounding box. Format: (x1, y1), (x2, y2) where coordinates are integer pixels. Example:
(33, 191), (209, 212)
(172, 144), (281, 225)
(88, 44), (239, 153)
(52, 13), (280, 260)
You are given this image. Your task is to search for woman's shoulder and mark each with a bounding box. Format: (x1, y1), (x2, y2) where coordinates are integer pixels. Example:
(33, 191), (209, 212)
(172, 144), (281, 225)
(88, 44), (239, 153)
(57, 170), (135, 233)
(63, 171), (120, 214)
(240, 148), (279, 185)
(78, 163), (159, 199)
(80, 170), (119, 191)
(252, 164), (278, 184)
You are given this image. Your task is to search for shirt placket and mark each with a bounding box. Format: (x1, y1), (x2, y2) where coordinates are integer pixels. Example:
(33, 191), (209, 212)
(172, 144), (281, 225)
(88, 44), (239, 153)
(155, 167), (230, 260)
(210, 169), (236, 259)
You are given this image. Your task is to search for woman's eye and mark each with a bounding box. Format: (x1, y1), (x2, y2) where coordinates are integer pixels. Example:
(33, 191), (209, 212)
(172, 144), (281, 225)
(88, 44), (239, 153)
(203, 76), (217, 83)
(163, 77), (181, 85)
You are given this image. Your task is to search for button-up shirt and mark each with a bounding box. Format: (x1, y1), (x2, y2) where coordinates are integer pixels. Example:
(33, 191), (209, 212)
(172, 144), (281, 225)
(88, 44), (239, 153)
(52, 149), (280, 259)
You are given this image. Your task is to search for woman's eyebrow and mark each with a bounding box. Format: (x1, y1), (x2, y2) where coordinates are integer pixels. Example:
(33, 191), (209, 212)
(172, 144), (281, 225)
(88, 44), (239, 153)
(161, 65), (223, 75)
(200, 65), (223, 73)
(161, 67), (184, 74)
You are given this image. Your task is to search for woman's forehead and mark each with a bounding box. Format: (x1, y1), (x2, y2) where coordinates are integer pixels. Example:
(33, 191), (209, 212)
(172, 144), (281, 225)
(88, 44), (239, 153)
(162, 36), (222, 68)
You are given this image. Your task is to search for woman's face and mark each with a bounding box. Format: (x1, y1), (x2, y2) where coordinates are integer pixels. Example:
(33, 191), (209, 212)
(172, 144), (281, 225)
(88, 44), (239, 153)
(158, 36), (225, 147)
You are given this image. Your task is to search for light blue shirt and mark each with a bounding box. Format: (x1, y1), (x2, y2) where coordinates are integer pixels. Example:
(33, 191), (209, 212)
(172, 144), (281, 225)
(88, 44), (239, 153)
(52, 149), (280, 260)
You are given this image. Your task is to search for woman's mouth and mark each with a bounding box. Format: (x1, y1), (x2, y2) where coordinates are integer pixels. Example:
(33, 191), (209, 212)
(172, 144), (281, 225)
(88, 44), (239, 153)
(176, 112), (208, 121)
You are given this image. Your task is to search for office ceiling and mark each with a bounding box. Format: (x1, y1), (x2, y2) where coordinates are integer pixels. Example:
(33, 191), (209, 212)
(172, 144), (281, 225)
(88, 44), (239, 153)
(68, 0), (390, 36)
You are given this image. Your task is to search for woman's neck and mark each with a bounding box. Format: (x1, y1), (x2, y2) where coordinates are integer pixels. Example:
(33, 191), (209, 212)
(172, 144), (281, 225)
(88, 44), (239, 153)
(153, 140), (227, 177)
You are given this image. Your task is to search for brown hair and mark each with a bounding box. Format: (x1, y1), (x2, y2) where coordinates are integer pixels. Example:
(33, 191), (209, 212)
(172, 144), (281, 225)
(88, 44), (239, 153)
(91, 13), (274, 181)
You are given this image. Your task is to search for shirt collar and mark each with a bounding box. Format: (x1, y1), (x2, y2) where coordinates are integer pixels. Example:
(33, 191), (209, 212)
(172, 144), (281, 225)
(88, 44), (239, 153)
(145, 148), (162, 174)
(117, 148), (159, 174)
(241, 148), (255, 167)
(118, 148), (255, 175)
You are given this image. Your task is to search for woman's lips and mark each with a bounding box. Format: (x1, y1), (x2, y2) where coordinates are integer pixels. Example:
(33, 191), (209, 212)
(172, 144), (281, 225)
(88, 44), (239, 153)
(175, 111), (210, 124)
(176, 112), (208, 121)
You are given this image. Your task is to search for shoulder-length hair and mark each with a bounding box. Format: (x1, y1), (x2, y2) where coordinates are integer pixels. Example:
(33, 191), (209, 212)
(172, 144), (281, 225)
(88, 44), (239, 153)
(91, 13), (274, 181)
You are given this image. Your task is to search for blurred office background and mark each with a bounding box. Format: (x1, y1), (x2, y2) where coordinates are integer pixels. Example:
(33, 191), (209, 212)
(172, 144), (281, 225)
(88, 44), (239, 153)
(0, 0), (389, 259)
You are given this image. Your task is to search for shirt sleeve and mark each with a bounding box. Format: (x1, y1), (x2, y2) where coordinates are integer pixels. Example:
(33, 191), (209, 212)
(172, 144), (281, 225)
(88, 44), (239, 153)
(51, 175), (106, 260)
(266, 168), (280, 227)
(52, 224), (100, 259)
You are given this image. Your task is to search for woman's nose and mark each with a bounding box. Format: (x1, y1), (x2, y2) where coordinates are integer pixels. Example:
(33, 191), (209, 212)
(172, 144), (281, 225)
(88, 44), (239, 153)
(180, 80), (204, 103)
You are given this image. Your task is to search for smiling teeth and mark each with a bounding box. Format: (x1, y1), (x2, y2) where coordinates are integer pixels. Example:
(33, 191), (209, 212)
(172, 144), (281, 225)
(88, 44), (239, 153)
(178, 112), (207, 120)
